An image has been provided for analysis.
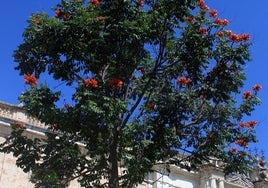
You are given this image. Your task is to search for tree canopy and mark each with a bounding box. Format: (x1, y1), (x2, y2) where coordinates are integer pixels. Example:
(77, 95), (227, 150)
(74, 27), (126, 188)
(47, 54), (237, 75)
(0, 0), (262, 187)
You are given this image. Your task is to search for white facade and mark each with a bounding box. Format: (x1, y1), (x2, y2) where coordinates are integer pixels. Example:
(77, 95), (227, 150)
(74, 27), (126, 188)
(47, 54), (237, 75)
(0, 101), (268, 188)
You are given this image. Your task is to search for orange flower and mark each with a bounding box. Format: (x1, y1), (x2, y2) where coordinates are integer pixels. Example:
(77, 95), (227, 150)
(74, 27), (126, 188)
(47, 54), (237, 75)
(176, 77), (191, 86)
(239, 121), (257, 128)
(198, 0), (205, 5)
(235, 139), (248, 147)
(89, 0), (100, 6)
(12, 121), (24, 129)
(96, 16), (105, 24)
(229, 147), (237, 153)
(138, 0), (144, 7)
(109, 78), (123, 89)
(242, 91), (251, 99)
(186, 16), (195, 23)
(201, 5), (209, 10)
(214, 18), (229, 26)
(198, 0), (209, 10)
(228, 32), (250, 42)
(240, 33), (250, 41)
(209, 9), (217, 18)
(216, 31), (224, 37)
(54, 9), (67, 20)
(253, 84), (262, 91)
(84, 78), (98, 89)
(139, 67), (146, 74)
(24, 74), (38, 86)
(198, 27), (207, 35)
(147, 102), (156, 109)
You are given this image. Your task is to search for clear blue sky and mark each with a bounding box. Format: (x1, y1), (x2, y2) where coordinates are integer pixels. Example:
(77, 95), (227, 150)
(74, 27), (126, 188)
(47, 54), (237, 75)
(0, 0), (267, 158)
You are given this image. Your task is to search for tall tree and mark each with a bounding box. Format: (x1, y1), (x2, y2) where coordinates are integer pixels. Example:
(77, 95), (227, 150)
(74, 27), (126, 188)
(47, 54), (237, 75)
(1, 0), (262, 187)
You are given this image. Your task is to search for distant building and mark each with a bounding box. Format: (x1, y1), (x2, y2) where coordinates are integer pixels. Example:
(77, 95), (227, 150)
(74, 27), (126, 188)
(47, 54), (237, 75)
(0, 101), (267, 188)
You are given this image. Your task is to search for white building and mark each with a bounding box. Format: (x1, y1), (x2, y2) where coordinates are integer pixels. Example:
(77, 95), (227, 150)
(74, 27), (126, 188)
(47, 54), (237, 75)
(0, 101), (267, 188)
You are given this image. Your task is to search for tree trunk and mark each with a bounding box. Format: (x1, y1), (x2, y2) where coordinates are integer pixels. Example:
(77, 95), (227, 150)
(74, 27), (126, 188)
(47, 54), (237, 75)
(108, 129), (119, 188)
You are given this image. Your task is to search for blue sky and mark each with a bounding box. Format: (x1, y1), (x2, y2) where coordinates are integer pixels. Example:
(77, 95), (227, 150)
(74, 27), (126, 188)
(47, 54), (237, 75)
(0, 0), (267, 158)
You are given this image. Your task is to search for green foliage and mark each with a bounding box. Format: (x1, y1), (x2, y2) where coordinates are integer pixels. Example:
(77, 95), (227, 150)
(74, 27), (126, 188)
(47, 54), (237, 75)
(0, 0), (262, 187)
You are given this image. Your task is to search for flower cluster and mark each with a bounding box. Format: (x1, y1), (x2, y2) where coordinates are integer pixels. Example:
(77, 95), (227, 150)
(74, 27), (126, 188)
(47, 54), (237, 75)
(216, 30), (250, 43)
(84, 78), (98, 89)
(138, 67), (146, 74)
(253, 84), (262, 91)
(235, 139), (249, 147)
(109, 78), (123, 89)
(198, 0), (209, 10)
(176, 77), (191, 86)
(89, 0), (100, 7)
(229, 32), (250, 42)
(216, 31), (224, 37)
(239, 121), (257, 128)
(186, 16), (195, 23)
(214, 18), (229, 26)
(198, 27), (207, 35)
(12, 121), (24, 129)
(147, 102), (156, 110)
(229, 147), (237, 153)
(138, 0), (144, 8)
(54, 9), (67, 20)
(96, 16), (105, 24)
(209, 9), (217, 18)
(242, 91), (251, 99)
(24, 74), (38, 86)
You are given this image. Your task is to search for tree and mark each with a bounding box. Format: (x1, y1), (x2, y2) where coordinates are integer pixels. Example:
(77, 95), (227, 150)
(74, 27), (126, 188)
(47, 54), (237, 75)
(0, 0), (262, 187)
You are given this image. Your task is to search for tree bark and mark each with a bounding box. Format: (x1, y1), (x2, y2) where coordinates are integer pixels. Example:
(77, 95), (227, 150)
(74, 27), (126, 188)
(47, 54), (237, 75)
(108, 128), (119, 188)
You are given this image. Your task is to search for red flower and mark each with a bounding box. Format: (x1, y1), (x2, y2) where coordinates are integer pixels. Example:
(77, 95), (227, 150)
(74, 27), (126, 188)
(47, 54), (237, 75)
(138, 0), (144, 7)
(241, 33), (250, 41)
(229, 147), (237, 153)
(229, 33), (240, 42)
(209, 9), (217, 18)
(89, 0), (100, 6)
(54, 9), (67, 20)
(226, 30), (233, 36)
(235, 139), (248, 147)
(228, 33), (250, 42)
(201, 4), (209, 10)
(24, 74), (38, 86)
(84, 78), (98, 89)
(198, 0), (205, 5)
(12, 121), (24, 129)
(96, 16), (105, 24)
(147, 102), (156, 110)
(198, 27), (207, 35)
(216, 31), (224, 37)
(139, 67), (146, 74)
(176, 77), (191, 86)
(214, 18), (229, 26)
(239, 121), (257, 128)
(253, 84), (262, 91)
(109, 78), (123, 89)
(242, 91), (251, 99)
(198, 0), (209, 10)
(208, 132), (216, 139)
(186, 16), (195, 23)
